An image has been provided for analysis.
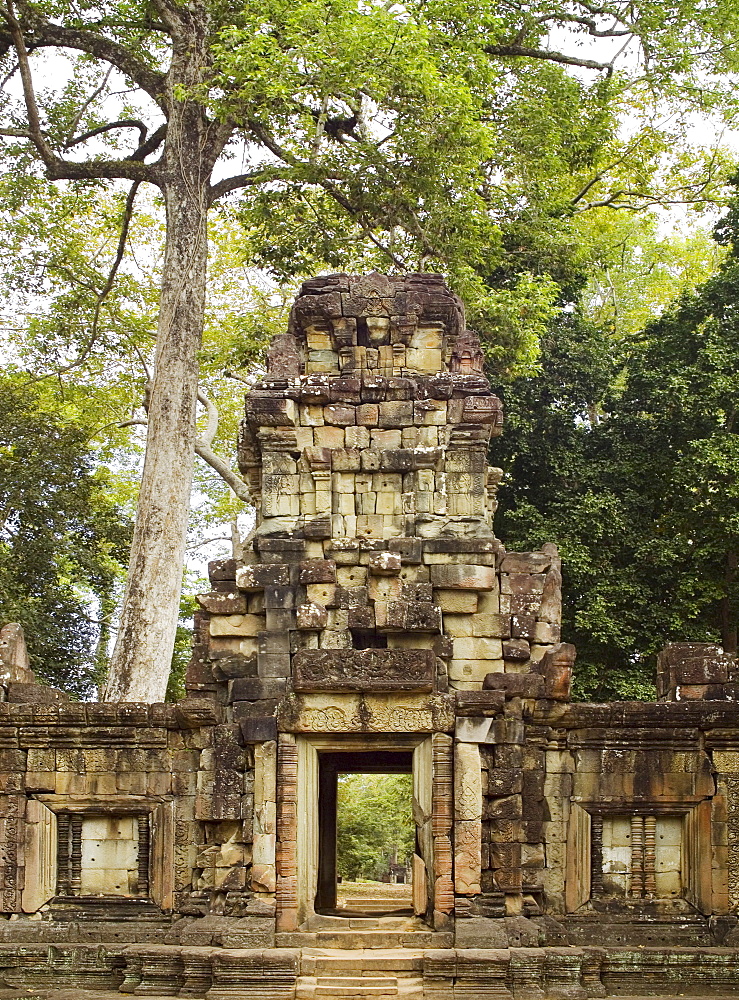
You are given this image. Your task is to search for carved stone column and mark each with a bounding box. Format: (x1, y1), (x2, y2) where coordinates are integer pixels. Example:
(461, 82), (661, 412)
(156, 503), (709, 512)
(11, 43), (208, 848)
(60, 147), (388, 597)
(251, 740), (277, 895)
(629, 815), (644, 898)
(432, 733), (454, 923)
(275, 735), (298, 932)
(713, 751), (739, 911)
(454, 741), (482, 896)
(590, 813), (603, 898)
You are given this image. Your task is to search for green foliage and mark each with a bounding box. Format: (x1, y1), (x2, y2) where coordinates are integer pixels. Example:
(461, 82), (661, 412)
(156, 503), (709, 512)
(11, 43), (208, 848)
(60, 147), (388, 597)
(0, 372), (131, 696)
(166, 589), (205, 702)
(336, 774), (415, 881)
(496, 188), (739, 700)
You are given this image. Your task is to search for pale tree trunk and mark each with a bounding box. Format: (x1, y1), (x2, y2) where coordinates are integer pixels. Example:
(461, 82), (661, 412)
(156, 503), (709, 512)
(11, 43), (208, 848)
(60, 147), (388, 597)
(104, 9), (212, 701)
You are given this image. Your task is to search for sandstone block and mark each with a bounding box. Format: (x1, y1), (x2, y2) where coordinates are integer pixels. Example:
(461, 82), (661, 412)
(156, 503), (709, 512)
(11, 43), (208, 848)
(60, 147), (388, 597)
(371, 428), (402, 449)
(345, 425), (370, 449)
(197, 592), (248, 614)
(300, 403), (325, 425)
(435, 590), (478, 613)
(500, 551), (552, 574)
(449, 659), (502, 684)
(331, 448), (361, 471)
(296, 603), (328, 630)
(430, 564), (496, 590)
(472, 613), (511, 638)
(533, 620), (560, 644)
(453, 637), (504, 660)
(299, 559), (336, 584)
(368, 551), (402, 575)
(502, 638), (530, 661)
(306, 583), (336, 607)
(443, 614), (473, 637)
(210, 615), (265, 638)
(368, 575), (403, 603)
(313, 425), (345, 449)
(324, 403), (355, 425)
(378, 400), (413, 427)
(236, 565), (289, 591)
(356, 403), (379, 425)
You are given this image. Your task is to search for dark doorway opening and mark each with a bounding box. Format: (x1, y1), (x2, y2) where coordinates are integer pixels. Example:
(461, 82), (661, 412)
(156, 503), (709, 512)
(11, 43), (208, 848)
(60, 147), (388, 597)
(316, 750), (413, 916)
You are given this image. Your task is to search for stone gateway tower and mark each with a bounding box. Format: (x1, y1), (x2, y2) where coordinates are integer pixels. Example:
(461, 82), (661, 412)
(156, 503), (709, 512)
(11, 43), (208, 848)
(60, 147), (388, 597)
(2, 275), (739, 997)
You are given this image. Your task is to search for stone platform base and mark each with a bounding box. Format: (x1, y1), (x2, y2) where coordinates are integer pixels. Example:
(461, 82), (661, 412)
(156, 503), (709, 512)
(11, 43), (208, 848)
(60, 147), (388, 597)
(2, 943), (739, 997)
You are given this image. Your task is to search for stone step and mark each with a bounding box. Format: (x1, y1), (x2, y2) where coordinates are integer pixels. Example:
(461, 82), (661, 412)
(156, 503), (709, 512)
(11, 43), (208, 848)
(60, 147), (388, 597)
(313, 930), (451, 949)
(301, 947), (424, 976)
(315, 976), (398, 996)
(297, 975), (424, 1000)
(339, 905), (410, 912)
(318, 976), (398, 987)
(308, 914), (416, 930)
(341, 898), (411, 911)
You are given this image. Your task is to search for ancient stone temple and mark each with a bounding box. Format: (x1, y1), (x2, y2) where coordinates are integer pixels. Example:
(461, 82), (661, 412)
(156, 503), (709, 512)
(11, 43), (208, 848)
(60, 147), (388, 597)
(2, 273), (739, 997)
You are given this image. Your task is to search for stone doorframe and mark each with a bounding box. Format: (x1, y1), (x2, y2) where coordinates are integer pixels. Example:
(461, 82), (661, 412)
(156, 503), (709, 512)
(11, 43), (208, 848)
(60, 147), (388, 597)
(275, 732), (453, 932)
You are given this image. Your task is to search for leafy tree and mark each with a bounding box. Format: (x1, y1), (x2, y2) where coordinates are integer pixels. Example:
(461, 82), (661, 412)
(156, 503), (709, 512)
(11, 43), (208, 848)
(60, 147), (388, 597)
(3, 0), (739, 700)
(336, 774), (414, 882)
(0, 373), (131, 697)
(496, 195), (739, 700)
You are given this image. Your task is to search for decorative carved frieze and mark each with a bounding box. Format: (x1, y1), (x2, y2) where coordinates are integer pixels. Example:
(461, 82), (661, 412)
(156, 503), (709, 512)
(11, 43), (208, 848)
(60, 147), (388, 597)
(279, 693), (455, 733)
(291, 648), (435, 693)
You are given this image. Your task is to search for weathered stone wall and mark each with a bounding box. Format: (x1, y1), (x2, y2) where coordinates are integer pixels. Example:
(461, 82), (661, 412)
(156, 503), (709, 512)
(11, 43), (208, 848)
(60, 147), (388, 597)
(1, 274), (739, 997)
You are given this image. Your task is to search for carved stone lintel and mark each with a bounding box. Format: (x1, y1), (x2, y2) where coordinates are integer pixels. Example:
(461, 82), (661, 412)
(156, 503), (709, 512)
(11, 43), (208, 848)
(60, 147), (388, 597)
(292, 648), (435, 693)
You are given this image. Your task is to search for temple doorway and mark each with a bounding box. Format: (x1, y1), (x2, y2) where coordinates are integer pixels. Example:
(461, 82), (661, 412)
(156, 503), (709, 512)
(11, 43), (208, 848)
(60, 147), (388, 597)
(317, 750), (413, 915)
(293, 735), (438, 927)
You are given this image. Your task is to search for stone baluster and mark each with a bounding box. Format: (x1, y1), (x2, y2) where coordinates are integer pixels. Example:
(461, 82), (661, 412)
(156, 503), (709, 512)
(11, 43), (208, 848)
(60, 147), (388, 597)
(643, 814), (657, 896)
(178, 948), (215, 997)
(137, 812), (150, 897)
(629, 815), (644, 898)
(69, 813), (83, 895)
(56, 812), (70, 896)
(590, 813), (604, 898)
(544, 948), (587, 1000)
(580, 948), (606, 998)
(510, 947), (545, 999)
(132, 946), (183, 996)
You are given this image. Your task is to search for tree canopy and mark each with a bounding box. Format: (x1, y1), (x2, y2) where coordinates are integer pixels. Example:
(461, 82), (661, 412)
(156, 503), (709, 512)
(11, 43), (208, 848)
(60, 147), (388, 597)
(0, 372), (131, 696)
(496, 188), (739, 700)
(3, 0), (739, 698)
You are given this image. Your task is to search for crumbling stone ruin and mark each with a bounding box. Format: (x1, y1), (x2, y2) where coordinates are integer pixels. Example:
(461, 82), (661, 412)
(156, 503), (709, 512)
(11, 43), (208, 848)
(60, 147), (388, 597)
(2, 274), (739, 997)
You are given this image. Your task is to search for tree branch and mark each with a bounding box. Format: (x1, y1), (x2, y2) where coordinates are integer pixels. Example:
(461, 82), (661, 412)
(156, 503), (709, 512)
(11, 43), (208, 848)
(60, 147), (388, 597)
(125, 394), (253, 503)
(209, 166), (291, 202)
(65, 65), (112, 145)
(3, 0), (56, 168)
(65, 118), (149, 149)
(194, 439), (252, 503)
(20, 180), (140, 385)
(2, 10), (158, 184)
(16, 19), (166, 108)
(484, 43), (610, 71)
(129, 123), (167, 161)
(196, 389), (219, 448)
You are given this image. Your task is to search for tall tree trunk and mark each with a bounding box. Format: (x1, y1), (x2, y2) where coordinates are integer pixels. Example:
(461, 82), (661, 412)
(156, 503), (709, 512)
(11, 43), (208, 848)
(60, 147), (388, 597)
(104, 14), (212, 700)
(104, 166), (208, 701)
